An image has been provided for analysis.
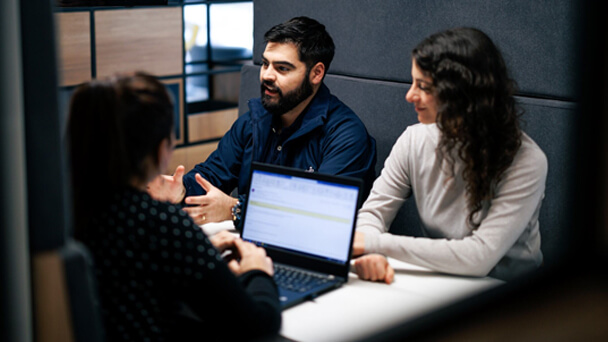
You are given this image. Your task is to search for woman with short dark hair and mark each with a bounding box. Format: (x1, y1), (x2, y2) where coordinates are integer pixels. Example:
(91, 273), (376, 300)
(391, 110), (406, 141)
(67, 73), (281, 341)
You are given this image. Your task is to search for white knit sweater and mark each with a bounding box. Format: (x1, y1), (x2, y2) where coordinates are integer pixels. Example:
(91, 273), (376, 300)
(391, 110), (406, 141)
(357, 123), (547, 280)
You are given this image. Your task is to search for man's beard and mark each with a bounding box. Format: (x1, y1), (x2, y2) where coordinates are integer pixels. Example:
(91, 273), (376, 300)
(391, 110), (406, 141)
(260, 75), (313, 116)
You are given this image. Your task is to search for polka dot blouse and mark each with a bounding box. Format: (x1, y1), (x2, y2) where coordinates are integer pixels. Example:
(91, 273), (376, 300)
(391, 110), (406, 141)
(81, 187), (281, 341)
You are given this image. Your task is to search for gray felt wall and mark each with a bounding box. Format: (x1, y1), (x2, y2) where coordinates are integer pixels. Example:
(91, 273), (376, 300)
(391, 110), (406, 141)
(239, 0), (579, 264)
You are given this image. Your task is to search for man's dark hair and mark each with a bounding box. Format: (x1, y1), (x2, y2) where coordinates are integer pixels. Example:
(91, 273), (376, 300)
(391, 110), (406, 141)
(264, 16), (335, 73)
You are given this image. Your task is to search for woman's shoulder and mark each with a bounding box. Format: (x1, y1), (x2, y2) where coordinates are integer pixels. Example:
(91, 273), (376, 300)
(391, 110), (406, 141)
(508, 132), (548, 179)
(519, 132), (548, 166)
(395, 123), (440, 147)
(403, 122), (439, 136)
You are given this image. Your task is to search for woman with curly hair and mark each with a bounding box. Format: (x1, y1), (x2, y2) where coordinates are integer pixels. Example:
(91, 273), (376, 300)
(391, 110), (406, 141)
(352, 27), (547, 282)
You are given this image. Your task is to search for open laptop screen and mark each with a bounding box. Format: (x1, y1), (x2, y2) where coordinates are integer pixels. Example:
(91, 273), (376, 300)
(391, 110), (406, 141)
(241, 166), (360, 265)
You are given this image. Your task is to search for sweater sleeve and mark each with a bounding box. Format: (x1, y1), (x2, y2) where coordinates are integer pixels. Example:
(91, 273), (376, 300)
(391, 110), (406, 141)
(358, 131), (548, 278)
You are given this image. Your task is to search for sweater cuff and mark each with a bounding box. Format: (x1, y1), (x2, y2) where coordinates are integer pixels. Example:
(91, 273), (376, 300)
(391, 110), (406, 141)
(358, 227), (381, 254)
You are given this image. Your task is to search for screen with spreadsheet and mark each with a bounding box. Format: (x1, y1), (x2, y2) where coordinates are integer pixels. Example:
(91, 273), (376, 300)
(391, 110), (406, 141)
(241, 169), (360, 264)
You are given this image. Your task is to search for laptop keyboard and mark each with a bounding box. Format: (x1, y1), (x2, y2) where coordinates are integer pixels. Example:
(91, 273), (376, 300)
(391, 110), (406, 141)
(273, 264), (334, 293)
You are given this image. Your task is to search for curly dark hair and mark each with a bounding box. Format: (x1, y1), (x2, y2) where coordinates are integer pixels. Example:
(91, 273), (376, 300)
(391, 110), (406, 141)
(412, 27), (522, 228)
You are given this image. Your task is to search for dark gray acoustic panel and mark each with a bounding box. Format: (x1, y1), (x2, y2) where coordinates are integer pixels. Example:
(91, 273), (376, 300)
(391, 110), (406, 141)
(253, 0), (580, 100)
(325, 75), (415, 176)
(517, 97), (577, 263)
(238, 62), (261, 116)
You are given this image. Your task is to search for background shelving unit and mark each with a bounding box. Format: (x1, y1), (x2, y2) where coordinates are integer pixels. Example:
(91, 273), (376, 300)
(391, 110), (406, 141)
(54, 0), (254, 172)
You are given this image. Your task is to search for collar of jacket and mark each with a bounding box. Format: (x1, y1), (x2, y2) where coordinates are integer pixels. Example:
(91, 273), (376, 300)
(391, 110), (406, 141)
(248, 83), (331, 142)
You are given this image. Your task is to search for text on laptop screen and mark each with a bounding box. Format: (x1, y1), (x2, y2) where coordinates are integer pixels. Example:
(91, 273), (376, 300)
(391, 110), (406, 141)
(242, 170), (359, 264)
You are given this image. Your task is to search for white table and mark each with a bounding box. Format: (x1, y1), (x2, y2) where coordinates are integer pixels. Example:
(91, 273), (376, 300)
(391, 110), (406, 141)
(201, 222), (503, 342)
(280, 258), (502, 341)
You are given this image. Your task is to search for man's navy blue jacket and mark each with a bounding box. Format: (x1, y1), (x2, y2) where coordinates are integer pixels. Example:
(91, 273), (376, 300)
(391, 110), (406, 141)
(183, 83), (377, 201)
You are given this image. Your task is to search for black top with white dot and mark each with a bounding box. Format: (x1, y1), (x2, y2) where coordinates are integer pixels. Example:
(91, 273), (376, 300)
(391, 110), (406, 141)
(82, 187), (281, 341)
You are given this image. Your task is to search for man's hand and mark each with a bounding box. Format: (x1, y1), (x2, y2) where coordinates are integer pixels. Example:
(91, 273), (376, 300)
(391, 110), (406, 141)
(182, 173), (236, 225)
(352, 231), (366, 257)
(227, 238), (274, 276)
(353, 254), (394, 284)
(147, 165), (186, 203)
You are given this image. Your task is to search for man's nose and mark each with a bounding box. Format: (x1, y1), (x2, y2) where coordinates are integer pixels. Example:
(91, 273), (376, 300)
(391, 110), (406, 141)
(261, 66), (276, 82)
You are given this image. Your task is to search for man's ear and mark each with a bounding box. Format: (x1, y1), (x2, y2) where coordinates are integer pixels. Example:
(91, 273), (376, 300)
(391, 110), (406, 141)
(309, 62), (326, 85)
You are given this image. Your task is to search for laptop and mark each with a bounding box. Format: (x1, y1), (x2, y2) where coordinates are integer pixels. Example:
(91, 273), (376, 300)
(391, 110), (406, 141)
(240, 162), (364, 309)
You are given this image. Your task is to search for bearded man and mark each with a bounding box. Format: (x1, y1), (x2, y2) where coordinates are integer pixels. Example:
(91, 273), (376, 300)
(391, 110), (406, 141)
(148, 16), (377, 229)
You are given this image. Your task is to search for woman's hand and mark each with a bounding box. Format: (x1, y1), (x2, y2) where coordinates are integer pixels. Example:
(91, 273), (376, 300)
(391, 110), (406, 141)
(147, 165), (186, 203)
(227, 238), (274, 276)
(182, 173), (236, 225)
(353, 254), (394, 284)
(209, 230), (237, 253)
(352, 231), (366, 257)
